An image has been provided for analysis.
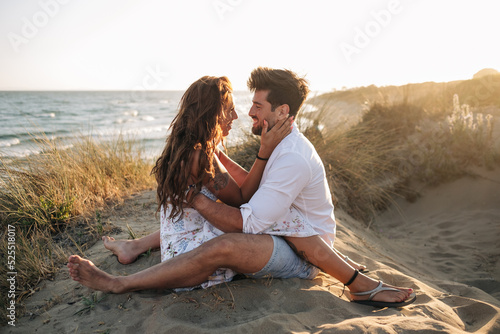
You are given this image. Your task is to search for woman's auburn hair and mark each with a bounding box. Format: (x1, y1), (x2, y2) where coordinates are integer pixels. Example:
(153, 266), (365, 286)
(152, 76), (233, 219)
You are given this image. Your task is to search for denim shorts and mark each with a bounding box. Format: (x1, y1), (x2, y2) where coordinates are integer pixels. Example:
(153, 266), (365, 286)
(245, 236), (319, 279)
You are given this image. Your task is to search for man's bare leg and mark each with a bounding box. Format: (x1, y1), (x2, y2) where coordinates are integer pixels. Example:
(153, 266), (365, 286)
(102, 230), (161, 264)
(285, 236), (413, 304)
(68, 234), (273, 293)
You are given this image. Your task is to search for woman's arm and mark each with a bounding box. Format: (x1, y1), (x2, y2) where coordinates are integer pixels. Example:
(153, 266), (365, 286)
(207, 117), (293, 206)
(217, 117), (294, 185)
(216, 150), (248, 186)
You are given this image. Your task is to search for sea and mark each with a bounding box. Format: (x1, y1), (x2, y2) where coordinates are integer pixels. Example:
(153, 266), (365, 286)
(0, 91), (257, 161)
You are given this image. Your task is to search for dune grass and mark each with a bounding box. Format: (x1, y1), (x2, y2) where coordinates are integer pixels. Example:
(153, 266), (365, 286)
(0, 134), (155, 321)
(317, 94), (497, 221)
(229, 94), (498, 222)
(401, 95), (497, 184)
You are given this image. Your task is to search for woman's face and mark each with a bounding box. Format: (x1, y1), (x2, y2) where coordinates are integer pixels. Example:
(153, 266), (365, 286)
(220, 95), (238, 137)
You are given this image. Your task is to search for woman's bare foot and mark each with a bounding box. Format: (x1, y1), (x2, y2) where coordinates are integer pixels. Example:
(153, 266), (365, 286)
(67, 255), (124, 293)
(102, 236), (143, 264)
(348, 272), (414, 305)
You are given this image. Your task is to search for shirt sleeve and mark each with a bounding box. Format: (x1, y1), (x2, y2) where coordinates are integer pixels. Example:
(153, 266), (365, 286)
(241, 151), (311, 234)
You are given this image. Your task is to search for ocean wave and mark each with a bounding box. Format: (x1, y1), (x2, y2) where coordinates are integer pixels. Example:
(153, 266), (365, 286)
(40, 113), (56, 118)
(0, 147), (41, 158)
(125, 125), (169, 136)
(0, 138), (21, 147)
(51, 144), (74, 152)
(97, 125), (169, 138)
(28, 134), (58, 142)
(115, 118), (136, 124)
(115, 115), (155, 124)
(124, 110), (139, 117)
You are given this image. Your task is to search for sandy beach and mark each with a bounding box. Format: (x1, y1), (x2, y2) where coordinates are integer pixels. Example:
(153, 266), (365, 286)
(5, 165), (499, 333)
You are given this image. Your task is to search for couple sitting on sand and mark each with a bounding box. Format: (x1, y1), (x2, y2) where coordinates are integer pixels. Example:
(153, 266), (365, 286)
(68, 67), (416, 308)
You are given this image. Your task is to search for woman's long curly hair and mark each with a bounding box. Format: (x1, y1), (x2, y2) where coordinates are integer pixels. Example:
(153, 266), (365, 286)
(152, 76), (233, 219)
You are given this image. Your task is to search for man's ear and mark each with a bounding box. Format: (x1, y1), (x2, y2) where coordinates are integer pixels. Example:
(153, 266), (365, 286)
(278, 104), (290, 119)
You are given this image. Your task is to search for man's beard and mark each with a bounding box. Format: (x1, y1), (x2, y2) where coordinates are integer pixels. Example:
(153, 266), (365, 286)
(251, 125), (262, 136)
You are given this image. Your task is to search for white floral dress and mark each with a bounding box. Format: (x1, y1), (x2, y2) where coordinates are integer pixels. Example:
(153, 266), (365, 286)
(160, 187), (318, 290)
(160, 187), (236, 290)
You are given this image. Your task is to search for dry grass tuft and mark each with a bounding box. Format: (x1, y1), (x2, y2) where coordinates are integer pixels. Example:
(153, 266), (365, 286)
(0, 134), (154, 321)
(226, 134), (261, 171)
(314, 96), (498, 221)
(314, 118), (406, 221)
(0, 134), (154, 233)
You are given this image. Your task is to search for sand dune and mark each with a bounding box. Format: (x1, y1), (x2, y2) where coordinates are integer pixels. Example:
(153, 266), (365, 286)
(6, 167), (500, 333)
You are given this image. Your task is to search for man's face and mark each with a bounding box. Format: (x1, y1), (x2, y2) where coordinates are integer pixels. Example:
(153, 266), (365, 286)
(248, 90), (282, 136)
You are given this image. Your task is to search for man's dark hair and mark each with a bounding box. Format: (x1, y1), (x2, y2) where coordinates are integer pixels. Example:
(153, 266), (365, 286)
(247, 67), (310, 117)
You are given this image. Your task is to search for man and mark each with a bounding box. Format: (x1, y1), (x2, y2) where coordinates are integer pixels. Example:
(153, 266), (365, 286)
(68, 67), (415, 307)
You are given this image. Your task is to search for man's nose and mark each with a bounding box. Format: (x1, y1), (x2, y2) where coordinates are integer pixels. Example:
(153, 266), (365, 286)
(248, 106), (255, 116)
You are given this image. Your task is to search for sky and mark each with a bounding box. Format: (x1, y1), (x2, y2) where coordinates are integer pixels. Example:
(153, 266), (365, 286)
(1, 0), (499, 92)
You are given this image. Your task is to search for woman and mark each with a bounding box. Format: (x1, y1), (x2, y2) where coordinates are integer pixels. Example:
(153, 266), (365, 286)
(153, 76), (304, 289)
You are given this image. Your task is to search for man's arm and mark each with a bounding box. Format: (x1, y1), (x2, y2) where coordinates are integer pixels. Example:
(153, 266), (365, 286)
(241, 152), (311, 233)
(191, 193), (243, 233)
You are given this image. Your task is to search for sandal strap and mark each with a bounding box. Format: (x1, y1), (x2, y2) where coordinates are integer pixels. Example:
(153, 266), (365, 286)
(351, 281), (401, 300)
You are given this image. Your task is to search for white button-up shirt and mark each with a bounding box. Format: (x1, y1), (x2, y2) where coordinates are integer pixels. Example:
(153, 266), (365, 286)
(240, 125), (336, 246)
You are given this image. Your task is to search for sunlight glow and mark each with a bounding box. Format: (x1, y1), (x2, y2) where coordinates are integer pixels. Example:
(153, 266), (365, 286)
(1, 0), (499, 91)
